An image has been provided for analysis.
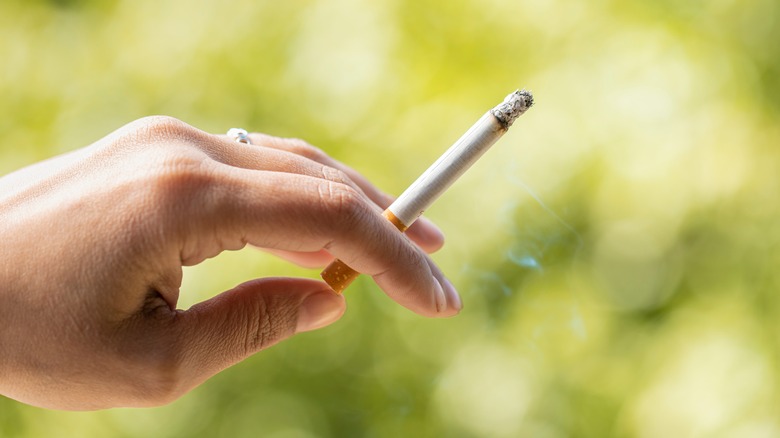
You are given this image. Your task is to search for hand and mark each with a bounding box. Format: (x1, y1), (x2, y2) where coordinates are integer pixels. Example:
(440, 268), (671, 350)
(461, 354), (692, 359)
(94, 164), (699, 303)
(0, 116), (461, 410)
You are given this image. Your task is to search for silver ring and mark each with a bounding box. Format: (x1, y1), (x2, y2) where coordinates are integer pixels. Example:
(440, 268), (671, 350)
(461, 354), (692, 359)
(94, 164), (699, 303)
(227, 128), (252, 145)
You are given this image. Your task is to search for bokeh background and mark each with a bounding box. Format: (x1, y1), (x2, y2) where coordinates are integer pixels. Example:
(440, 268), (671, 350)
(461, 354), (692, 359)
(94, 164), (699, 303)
(2, 0), (779, 436)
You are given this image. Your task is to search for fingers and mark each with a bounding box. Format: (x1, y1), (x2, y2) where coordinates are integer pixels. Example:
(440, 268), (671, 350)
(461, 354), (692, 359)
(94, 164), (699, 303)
(245, 133), (445, 254)
(197, 135), (368, 197)
(200, 131), (442, 254)
(191, 166), (461, 317)
(154, 278), (345, 401)
(262, 248), (333, 269)
(115, 118), (459, 316)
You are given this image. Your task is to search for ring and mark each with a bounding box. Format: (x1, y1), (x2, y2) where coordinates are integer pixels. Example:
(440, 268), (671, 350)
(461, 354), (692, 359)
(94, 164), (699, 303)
(227, 128), (252, 145)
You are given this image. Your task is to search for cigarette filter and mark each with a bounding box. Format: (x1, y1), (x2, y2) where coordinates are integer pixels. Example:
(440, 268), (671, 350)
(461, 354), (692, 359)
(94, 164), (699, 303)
(321, 89), (534, 293)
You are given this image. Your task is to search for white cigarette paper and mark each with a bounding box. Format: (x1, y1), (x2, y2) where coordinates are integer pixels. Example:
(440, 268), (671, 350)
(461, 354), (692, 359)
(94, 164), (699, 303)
(321, 89), (534, 293)
(389, 89), (533, 226)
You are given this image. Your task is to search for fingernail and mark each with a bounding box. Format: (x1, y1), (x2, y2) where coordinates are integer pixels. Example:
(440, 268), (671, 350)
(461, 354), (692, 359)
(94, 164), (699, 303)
(443, 278), (462, 312)
(296, 291), (345, 333)
(434, 278), (447, 313)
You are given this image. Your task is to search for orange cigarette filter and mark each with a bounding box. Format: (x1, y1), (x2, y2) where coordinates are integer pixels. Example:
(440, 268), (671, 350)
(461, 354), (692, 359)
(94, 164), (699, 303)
(320, 89), (534, 293)
(321, 210), (408, 293)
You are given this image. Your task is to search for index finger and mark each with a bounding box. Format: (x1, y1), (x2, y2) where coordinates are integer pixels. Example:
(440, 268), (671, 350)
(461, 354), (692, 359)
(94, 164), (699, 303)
(246, 133), (445, 254)
(186, 163), (461, 318)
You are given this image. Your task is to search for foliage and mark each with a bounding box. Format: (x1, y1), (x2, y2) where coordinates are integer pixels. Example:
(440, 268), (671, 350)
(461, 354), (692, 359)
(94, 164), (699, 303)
(2, 0), (779, 436)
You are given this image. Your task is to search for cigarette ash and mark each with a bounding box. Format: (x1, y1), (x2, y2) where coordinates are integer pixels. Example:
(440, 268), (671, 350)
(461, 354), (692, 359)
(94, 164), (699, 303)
(491, 89), (534, 128)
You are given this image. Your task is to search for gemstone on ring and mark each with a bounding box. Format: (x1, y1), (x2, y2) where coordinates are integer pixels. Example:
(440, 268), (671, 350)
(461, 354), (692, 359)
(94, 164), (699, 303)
(227, 128), (251, 144)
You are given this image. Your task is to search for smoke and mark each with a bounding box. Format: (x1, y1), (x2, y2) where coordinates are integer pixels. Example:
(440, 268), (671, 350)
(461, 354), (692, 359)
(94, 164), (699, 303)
(463, 168), (588, 342)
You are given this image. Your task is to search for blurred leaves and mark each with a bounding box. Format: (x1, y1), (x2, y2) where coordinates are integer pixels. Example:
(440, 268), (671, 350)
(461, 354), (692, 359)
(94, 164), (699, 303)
(2, 0), (780, 437)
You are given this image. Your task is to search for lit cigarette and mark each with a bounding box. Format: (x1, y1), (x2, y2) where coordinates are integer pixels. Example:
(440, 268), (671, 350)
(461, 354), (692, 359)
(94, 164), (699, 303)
(321, 89), (534, 293)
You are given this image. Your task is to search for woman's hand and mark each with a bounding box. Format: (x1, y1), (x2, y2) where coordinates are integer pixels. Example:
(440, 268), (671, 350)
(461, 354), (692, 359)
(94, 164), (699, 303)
(0, 116), (461, 410)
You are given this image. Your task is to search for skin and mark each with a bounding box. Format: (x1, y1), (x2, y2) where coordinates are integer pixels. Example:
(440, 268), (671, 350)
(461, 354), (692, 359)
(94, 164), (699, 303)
(0, 116), (461, 410)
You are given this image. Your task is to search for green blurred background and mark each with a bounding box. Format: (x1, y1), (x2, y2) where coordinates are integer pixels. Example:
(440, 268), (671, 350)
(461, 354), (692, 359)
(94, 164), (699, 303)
(2, 0), (779, 436)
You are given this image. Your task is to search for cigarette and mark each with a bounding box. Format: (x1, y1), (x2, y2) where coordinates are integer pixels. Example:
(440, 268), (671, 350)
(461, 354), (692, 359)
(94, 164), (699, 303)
(321, 89), (534, 293)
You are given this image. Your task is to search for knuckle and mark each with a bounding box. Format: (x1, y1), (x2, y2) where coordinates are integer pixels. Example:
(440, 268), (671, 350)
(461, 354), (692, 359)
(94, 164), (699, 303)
(316, 182), (376, 243)
(241, 294), (292, 354)
(320, 165), (352, 186)
(108, 116), (200, 154)
(133, 115), (194, 141)
(318, 182), (366, 225)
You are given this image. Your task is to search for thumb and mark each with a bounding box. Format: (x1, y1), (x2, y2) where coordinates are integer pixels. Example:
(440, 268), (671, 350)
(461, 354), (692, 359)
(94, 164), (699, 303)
(173, 278), (345, 386)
